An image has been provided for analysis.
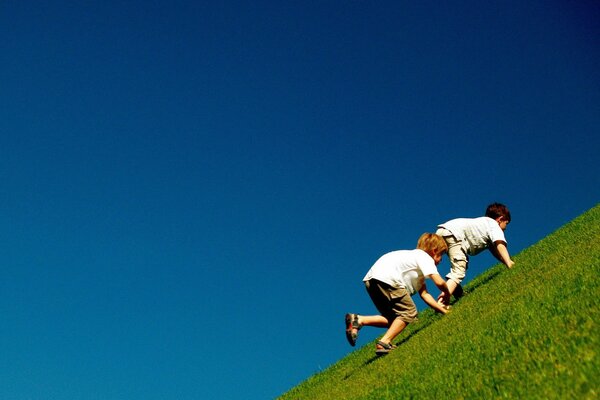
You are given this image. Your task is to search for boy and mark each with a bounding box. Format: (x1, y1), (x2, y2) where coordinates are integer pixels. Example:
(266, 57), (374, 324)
(345, 233), (451, 356)
(436, 202), (515, 304)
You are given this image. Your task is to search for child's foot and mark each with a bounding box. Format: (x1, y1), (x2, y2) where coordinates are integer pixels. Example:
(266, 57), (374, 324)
(375, 341), (397, 356)
(345, 313), (361, 346)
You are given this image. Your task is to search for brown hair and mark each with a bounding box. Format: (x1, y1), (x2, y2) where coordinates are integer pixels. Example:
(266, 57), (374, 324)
(416, 233), (448, 257)
(486, 203), (511, 222)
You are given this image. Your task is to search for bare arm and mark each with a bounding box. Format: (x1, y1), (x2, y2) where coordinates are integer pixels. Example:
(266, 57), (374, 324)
(430, 273), (451, 305)
(490, 241), (515, 268)
(419, 282), (448, 314)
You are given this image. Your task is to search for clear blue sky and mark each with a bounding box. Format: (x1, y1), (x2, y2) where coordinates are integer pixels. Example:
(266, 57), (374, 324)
(1, 1), (598, 399)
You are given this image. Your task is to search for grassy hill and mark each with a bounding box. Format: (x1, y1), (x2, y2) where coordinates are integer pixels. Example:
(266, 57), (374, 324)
(279, 205), (599, 399)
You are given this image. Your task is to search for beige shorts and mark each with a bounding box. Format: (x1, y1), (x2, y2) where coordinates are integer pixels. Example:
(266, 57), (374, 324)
(436, 228), (469, 284)
(364, 279), (417, 324)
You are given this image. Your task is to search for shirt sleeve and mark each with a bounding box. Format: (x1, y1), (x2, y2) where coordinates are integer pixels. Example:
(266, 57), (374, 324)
(488, 220), (507, 244)
(417, 251), (439, 277)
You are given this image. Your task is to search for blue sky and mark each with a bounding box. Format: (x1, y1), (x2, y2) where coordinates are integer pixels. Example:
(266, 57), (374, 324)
(1, 1), (598, 399)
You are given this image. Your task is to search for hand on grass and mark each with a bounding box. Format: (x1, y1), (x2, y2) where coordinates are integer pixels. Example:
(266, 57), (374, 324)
(435, 304), (451, 315)
(437, 293), (450, 306)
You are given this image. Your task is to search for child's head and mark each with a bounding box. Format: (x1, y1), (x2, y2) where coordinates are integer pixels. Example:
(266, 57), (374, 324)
(486, 203), (511, 231)
(417, 233), (448, 265)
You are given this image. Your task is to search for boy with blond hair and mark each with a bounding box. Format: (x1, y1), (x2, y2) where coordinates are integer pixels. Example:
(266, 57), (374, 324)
(345, 233), (451, 356)
(436, 202), (515, 304)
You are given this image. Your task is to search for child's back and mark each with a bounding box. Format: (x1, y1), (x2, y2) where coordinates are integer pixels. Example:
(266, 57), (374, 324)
(436, 203), (514, 303)
(438, 216), (506, 256)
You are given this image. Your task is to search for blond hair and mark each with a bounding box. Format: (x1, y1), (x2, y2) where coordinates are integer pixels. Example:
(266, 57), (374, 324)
(416, 233), (448, 257)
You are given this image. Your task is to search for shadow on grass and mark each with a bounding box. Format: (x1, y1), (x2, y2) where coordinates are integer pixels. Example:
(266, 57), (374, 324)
(341, 269), (504, 381)
(343, 355), (384, 379)
(464, 268), (502, 294)
(342, 314), (443, 380)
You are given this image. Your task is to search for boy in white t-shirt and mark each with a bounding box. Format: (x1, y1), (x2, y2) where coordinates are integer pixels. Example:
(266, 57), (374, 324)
(345, 233), (451, 356)
(436, 203), (515, 304)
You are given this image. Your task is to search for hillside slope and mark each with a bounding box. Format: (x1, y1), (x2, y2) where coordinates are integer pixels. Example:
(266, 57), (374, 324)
(280, 205), (599, 399)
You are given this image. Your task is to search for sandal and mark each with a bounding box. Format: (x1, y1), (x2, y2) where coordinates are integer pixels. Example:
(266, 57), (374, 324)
(345, 313), (361, 346)
(375, 340), (396, 356)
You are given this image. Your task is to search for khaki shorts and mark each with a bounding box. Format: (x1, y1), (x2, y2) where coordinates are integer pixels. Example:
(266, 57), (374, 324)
(364, 279), (417, 324)
(436, 228), (469, 284)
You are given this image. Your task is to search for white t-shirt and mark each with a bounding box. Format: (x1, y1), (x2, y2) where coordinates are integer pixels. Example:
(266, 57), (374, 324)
(438, 217), (506, 256)
(362, 249), (439, 295)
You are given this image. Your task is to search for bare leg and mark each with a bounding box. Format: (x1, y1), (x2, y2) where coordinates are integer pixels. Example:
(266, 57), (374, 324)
(379, 318), (407, 344)
(446, 279), (458, 295)
(345, 313), (390, 347)
(438, 279), (462, 306)
(357, 315), (389, 328)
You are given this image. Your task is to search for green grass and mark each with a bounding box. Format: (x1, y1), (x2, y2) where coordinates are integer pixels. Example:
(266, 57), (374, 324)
(279, 204), (600, 400)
